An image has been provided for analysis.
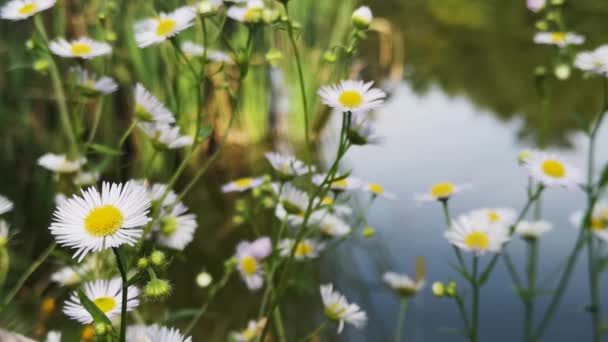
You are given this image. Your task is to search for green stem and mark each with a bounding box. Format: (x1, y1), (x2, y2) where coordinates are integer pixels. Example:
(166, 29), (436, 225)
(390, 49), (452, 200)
(441, 200), (467, 272)
(118, 120), (139, 149)
(1, 242), (56, 308)
(112, 247), (128, 342)
(470, 256), (480, 342)
(273, 306), (287, 342)
(297, 321), (327, 342)
(524, 239), (538, 342)
(86, 98), (105, 146)
(454, 294), (471, 334)
(394, 298), (409, 342)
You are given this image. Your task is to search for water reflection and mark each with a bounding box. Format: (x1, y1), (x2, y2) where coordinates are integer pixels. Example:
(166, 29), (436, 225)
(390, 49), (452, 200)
(321, 84), (608, 341)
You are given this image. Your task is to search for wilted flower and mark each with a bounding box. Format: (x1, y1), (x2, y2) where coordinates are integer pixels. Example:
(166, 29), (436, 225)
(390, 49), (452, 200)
(134, 6), (197, 48)
(320, 283), (367, 333)
(318, 80), (386, 114)
(49, 37), (112, 59)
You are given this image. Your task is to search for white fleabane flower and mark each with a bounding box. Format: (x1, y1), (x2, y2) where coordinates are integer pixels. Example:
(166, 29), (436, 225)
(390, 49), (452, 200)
(49, 181), (151, 261)
(64, 278), (139, 324)
(351, 6), (372, 29)
(275, 183), (310, 225)
(311, 211), (351, 237)
(126, 324), (192, 342)
(278, 239), (324, 260)
(50, 262), (93, 286)
(415, 182), (469, 202)
(515, 220), (553, 240)
(49, 37), (112, 59)
(222, 176), (265, 193)
(383, 272), (425, 297)
(313, 174), (361, 192)
(180, 41), (233, 63)
(45, 331), (61, 342)
(348, 113), (384, 145)
(231, 318), (267, 342)
(469, 208), (517, 229)
(570, 201), (608, 240)
(320, 284), (367, 333)
(0, 195), (14, 215)
(134, 6), (197, 48)
(197, 0), (223, 16)
(533, 32), (585, 47)
(265, 152), (310, 179)
(38, 153), (86, 173)
(0, 0), (56, 21)
(575, 45), (608, 76)
(318, 80), (386, 113)
(134, 83), (175, 123)
(525, 152), (582, 190)
(319, 197), (353, 217)
(226, 0), (264, 23)
(445, 214), (510, 256)
(361, 182), (396, 199)
(156, 203), (198, 251)
(527, 0), (545, 12)
(73, 67), (117, 96)
(74, 171), (100, 186)
(235, 237), (271, 290)
(138, 123), (193, 149)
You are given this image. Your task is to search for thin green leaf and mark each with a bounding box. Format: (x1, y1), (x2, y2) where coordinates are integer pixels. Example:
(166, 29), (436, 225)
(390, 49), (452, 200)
(599, 163), (608, 188)
(77, 288), (113, 326)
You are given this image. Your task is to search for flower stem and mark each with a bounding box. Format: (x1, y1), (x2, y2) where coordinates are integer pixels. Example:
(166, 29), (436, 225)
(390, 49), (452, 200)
(112, 247), (128, 342)
(470, 256), (480, 342)
(394, 298), (409, 342)
(297, 320), (327, 342)
(524, 239), (538, 341)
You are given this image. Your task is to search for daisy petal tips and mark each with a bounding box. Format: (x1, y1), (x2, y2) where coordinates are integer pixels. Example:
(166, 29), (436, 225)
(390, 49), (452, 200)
(318, 80), (386, 113)
(134, 6), (197, 48)
(49, 181), (151, 261)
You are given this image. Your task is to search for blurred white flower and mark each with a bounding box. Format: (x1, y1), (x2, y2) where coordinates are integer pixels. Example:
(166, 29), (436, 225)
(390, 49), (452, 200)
(320, 283), (367, 333)
(575, 45), (608, 76)
(383, 272), (425, 297)
(38, 153), (86, 173)
(533, 32), (584, 47)
(525, 152), (582, 190)
(318, 80), (386, 113)
(156, 203), (197, 251)
(0, 0), (56, 21)
(134, 83), (175, 123)
(49, 37), (112, 59)
(515, 220), (553, 240)
(134, 6), (197, 48)
(415, 182), (469, 203)
(222, 176), (265, 193)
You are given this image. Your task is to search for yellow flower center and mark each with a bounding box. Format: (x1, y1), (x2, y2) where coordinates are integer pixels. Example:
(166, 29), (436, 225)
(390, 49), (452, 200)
(156, 18), (177, 36)
(487, 211), (500, 223)
(338, 90), (363, 108)
(325, 303), (346, 321)
(332, 179), (349, 188)
(160, 216), (178, 236)
(70, 43), (92, 56)
(368, 183), (385, 194)
(591, 218), (606, 231)
(93, 296), (116, 314)
(464, 231), (490, 250)
(243, 8), (261, 22)
(242, 328), (256, 341)
(295, 242), (312, 257)
(321, 197), (334, 205)
(240, 256), (258, 275)
(84, 205), (124, 237)
(551, 32), (566, 43)
(541, 160), (566, 178)
(430, 182), (455, 198)
(18, 3), (37, 15)
(235, 178), (253, 189)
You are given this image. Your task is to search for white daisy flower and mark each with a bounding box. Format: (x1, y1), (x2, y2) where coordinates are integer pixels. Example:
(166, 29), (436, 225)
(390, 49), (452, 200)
(469, 208), (517, 228)
(575, 45), (608, 76)
(311, 211), (351, 237)
(515, 220), (553, 240)
(320, 283), (367, 333)
(197, 0), (223, 16)
(73, 67), (117, 96)
(533, 32), (585, 47)
(138, 123), (193, 150)
(265, 152), (310, 179)
(278, 239), (324, 260)
(235, 237), (271, 290)
(49, 37), (112, 59)
(527, 0), (545, 12)
(74, 171), (100, 186)
(0, 0), (56, 21)
(38, 153), (86, 173)
(319, 197), (353, 217)
(51, 265), (85, 286)
(126, 324), (192, 342)
(231, 318), (267, 342)
(0, 195), (14, 215)
(275, 184), (310, 225)
(383, 272), (425, 297)
(313, 174), (361, 192)
(525, 153), (583, 190)
(352, 6), (373, 29)
(445, 214), (510, 256)
(318, 80), (386, 113)
(49, 181), (151, 261)
(0, 220), (9, 247)
(570, 201), (608, 240)
(156, 203), (198, 251)
(222, 176), (265, 193)
(134, 83), (175, 123)
(45, 331), (61, 342)
(348, 113), (384, 145)
(517, 148), (540, 165)
(64, 278), (139, 324)
(146, 182), (179, 208)
(361, 182), (396, 199)
(134, 6), (197, 48)
(226, 0), (264, 23)
(180, 41), (233, 63)
(415, 182), (469, 202)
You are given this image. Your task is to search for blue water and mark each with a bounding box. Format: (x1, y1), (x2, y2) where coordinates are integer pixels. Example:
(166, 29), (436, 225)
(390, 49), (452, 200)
(319, 84), (608, 341)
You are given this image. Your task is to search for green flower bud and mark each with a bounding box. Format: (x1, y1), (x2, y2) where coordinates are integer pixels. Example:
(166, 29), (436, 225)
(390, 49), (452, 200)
(94, 322), (110, 336)
(25, 39), (34, 50)
(535, 20), (548, 31)
(33, 59), (49, 73)
(196, 272), (213, 288)
(143, 278), (172, 301)
(149, 250), (166, 267)
(362, 226), (376, 238)
(554, 63), (571, 80)
(432, 282), (445, 297)
(446, 281), (457, 297)
(352, 6), (373, 30)
(323, 51), (338, 63)
(233, 215), (245, 225)
(262, 197), (274, 209)
(265, 48), (283, 65)
(136, 257), (149, 270)
(105, 31), (117, 42)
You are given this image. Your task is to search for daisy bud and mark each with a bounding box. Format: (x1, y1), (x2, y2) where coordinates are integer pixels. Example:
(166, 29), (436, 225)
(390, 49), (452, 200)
(432, 282), (445, 297)
(198, 1), (219, 17)
(25, 39), (34, 50)
(362, 226), (376, 238)
(196, 271), (213, 288)
(323, 51), (338, 63)
(265, 49), (283, 65)
(446, 281), (457, 297)
(149, 250), (166, 267)
(105, 31), (117, 42)
(262, 197), (274, 209)
(352, 6), (373, 30)
(33, 59), (49, 73)
(554, 64), (571, 80)
(137, 257), (149, 270)
(94, 323), (110, 336)
(233, 215), (245, 225)
(143, 278), (172, 301)
(535, 20), (548, 31)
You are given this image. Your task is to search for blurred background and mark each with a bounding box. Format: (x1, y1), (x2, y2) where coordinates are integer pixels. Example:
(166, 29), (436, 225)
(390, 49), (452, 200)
(1, 0), (608, 341)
